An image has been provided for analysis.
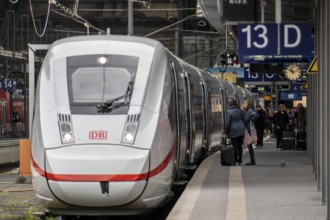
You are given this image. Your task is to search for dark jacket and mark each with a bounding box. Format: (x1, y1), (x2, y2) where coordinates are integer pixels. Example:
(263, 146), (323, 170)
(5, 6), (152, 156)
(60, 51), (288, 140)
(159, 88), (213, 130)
(244, 106), (258, 130)
(244, 106), (258, 134)
(274, 111), (289, 131)
(224, 105), (245, 138)
(12, 112), (20, 123)
(294, 107), (306, 127)
(255, 109), (266, 128)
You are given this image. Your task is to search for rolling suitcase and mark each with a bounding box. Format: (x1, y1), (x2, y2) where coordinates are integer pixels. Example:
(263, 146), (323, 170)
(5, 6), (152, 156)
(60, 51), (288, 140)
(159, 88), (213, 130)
(220, 139), (235, 166)
(296, 124), (306, 150)
(282, 130), (295, 150)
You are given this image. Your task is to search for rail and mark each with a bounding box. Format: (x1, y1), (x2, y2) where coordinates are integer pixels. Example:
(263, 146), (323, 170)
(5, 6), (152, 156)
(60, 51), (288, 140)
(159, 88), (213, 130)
(0, 139), (20, 148)
(0, 140), (20, 166)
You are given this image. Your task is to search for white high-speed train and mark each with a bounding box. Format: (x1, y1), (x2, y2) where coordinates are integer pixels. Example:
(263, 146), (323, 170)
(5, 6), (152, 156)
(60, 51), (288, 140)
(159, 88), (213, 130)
(31, 35), (254, 216)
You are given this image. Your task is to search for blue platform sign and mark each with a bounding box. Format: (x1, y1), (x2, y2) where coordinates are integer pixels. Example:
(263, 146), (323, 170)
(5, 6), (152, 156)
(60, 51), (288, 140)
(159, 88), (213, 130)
(280, 92), (302, 101)
(239, 24), (277, 56)
(238, 23), (313, 63)
(244, 72), (286, 82)
(280, 24), (312, 56)
(0, 79), (16, 92)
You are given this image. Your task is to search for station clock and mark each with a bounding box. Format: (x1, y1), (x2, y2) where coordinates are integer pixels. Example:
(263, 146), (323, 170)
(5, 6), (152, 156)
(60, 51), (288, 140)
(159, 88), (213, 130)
(284, 64), (301, 80)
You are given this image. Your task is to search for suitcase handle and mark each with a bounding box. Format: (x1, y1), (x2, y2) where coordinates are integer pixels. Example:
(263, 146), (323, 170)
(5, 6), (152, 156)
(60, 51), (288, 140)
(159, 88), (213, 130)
(223, 137), (231, 145)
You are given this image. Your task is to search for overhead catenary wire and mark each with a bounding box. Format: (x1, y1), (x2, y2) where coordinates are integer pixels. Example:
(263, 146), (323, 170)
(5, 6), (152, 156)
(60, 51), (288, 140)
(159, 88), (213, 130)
(10, 0), (51, 37)
(51, 9), (105, 34)
(53, 0), (105, 34)
(73, 0), (79, 16)
(29, 0), (51, 38)
(183, 40), (231, 61)
(145, 12), (203, 37)
(27, 0), (105, 37)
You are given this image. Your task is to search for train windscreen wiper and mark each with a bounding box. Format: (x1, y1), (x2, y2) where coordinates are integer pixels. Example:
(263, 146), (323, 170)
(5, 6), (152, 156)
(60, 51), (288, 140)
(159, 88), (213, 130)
(97, 80), (133, 113)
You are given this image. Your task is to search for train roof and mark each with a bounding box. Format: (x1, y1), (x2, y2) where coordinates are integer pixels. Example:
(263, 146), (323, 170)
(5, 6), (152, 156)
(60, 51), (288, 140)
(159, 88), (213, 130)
(48, 35), (163, 50)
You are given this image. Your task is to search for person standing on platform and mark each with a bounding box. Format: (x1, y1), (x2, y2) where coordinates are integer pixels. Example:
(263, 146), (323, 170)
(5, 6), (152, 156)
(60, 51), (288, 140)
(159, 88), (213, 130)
(254, 105), (266, 147)
(223, 99), (245, 166)
(274, 104), (289, 150)
(243, 99), (258, 165)
(12, 108), (20, 124)
(294, 103), (306, 133)
(264, 109), (275, 137)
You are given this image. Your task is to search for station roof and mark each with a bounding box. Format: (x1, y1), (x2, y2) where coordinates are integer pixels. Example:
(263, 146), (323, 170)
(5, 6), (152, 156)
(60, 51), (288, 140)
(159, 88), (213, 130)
(0, 0), (316, 87)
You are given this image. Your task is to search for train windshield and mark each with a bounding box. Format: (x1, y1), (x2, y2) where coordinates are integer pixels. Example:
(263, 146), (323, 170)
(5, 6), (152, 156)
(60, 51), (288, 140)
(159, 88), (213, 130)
(67, 54), (139, 114)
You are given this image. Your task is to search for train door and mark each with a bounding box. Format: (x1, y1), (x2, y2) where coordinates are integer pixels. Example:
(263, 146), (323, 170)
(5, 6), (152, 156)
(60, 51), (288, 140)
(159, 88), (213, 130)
(183, 70), (204, 165)
(169, 61), (183, 183)
(207, 83), (223, 149)
(201, 80), (210, 151)
(221, 88), (226, 130)
(183, 72), (193, 164)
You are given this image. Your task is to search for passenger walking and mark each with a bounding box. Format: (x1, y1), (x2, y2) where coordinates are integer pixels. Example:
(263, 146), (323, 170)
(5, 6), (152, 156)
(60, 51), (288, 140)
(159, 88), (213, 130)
(254, 105), (266, 146)
(223, 99), (245, 165)
(243, 99), (258, 165)
(274, 104), (289, 150)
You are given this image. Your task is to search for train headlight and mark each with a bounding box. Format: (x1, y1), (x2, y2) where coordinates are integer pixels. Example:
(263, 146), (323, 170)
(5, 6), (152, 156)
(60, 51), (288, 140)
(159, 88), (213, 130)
(122, 122), (138, 144)
(98, 56), (107, 64)
(59, 122), (74, 144)
(63, 133), (72, 141)
(124, 133), (134, 142)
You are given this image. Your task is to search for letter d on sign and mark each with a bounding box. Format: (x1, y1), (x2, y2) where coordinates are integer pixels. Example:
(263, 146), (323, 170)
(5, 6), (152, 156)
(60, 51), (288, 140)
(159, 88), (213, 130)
(284, 24), (301, 48)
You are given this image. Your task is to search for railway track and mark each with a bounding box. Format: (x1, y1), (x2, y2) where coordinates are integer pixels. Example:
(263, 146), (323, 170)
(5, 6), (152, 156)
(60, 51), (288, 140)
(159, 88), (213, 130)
(0, 139), (20, 173)
(0, 162), (19, 173)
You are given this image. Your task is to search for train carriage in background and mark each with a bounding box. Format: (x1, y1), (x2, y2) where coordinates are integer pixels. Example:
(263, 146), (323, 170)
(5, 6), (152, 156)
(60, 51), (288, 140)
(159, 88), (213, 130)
(235, 86), (254, 108)
(0, 90), (25, 137)
(31, 35), (254, 217)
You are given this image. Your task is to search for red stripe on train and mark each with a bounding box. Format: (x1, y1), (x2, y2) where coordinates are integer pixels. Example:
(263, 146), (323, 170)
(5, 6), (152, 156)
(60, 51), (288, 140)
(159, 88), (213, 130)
(31, 146), (175, 182)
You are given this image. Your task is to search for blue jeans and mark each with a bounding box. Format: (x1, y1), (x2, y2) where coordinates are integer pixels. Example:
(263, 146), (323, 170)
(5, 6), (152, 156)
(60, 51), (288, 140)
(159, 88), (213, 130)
(248, 144), (255, 161)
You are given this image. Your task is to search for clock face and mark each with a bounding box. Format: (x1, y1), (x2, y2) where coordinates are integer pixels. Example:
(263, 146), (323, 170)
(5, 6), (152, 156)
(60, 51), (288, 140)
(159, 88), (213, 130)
(284, 64), (301, 80)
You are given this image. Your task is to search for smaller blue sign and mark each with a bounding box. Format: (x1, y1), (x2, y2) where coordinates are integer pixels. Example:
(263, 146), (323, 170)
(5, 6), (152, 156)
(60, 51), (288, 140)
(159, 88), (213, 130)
(244, 72), (286, 82)
(0, 80), (16, 92)
(280, 92), (302, 101)
(290, 82), (304, 93)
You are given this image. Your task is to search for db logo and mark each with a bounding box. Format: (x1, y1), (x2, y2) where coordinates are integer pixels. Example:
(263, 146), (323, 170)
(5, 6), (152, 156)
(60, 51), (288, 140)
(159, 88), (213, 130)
(89, 131), (107, 140)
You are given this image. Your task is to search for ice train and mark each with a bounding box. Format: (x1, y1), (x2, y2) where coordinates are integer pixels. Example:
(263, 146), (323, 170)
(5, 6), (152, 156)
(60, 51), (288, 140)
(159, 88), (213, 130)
(31, 35), (254, 216)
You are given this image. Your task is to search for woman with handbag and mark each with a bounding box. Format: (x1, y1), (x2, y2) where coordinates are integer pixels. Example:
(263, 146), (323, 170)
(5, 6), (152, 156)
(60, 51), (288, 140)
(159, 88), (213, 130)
(243, 99), (259, 165)
(223, 99), (245, 165)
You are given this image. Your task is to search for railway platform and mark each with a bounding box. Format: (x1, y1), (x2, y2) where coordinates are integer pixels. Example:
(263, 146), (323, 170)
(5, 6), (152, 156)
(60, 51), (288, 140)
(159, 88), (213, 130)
(167, 137), (327, 220)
